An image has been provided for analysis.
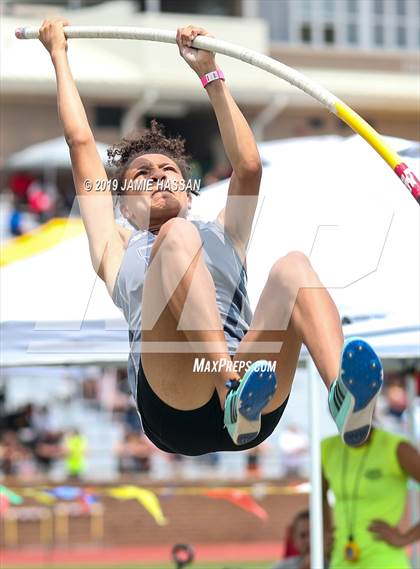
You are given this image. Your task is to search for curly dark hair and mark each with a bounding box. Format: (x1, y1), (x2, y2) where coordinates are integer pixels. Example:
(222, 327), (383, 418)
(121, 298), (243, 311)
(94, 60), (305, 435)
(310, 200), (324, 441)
(107, 119), (192, 196)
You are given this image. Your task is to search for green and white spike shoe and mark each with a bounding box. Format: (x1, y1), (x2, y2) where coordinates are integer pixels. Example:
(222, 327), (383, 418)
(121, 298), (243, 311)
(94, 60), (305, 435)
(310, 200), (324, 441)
(224, 360), (277, 446)
(329, 338), (383, 447)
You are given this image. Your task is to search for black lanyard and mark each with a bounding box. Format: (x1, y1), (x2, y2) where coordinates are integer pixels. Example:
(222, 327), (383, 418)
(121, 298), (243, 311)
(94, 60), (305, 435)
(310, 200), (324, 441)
(341, 440), (373, 541)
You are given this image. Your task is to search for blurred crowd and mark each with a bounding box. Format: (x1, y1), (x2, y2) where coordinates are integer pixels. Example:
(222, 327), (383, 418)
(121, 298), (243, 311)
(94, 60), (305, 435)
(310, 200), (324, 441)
(0, 402), (87, 480)
(0, 386), (305, 482)
(7, 171), (71, 236)
(1, 370), (419, 568)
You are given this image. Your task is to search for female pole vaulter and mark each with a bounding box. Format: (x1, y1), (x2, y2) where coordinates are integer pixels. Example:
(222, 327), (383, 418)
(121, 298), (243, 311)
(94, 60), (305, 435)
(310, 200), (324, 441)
(39, 19), (383, 456)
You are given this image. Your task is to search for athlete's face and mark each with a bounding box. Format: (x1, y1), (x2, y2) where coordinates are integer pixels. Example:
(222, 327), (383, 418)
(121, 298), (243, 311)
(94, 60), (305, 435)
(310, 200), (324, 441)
(120, 153), (191, 231)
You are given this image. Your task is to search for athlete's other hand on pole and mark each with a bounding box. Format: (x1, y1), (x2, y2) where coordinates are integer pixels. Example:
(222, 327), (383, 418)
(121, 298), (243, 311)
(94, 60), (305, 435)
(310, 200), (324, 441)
(39, 18), (69, 56)
(176, 25), (216, 77)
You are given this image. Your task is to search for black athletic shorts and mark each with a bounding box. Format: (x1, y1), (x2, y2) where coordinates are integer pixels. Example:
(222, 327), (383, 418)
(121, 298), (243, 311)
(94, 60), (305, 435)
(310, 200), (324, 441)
(136, 356), (289, 456)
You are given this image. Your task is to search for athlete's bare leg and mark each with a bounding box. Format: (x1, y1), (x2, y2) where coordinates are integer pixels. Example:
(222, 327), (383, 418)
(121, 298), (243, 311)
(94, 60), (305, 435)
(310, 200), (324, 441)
(234, 251), (344, 414)
(141, 218), (240, 410)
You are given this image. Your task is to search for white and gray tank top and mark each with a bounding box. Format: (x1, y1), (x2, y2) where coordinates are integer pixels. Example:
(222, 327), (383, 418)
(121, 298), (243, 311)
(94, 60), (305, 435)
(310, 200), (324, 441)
(112, 218), (253, 396)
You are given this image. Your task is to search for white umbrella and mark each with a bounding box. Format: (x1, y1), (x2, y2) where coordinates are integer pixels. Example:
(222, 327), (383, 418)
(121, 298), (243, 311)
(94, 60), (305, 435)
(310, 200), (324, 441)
(6, 136), (110, 170)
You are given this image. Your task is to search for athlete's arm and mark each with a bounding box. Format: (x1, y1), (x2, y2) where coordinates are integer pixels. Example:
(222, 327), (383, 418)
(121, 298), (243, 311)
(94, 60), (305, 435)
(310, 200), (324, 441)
(176, 26), (261, 256)
(39, 19), (123, 293)
(208, 79), (261, 255)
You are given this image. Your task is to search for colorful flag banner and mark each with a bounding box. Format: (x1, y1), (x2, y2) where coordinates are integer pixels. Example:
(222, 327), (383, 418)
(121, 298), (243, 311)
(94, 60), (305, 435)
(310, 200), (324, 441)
(108, 486), (167, 526)
(22, 489), (56, 505)
(204, 488), (268, 521)
(0, 486), (23, 506)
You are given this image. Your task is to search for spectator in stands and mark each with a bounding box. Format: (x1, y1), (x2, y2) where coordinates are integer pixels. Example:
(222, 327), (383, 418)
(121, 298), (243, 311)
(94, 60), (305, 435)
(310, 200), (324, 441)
(9, 201), (25, 236)
(1, 403), (34, 433)
(0, 402), (66, 478)
(64, 429), (88, 480)
(33, 430), (63, 475)
(245, 444), (266, 478)
(385, 380), (407, 421)
(32, 405), (53, 434)
(27, 178), (54, 223)
(81, 374), (99, 407)
(168, 453), (186, 478)
(115, 430), (154, 476)
(0, 431), (25, 476)
(272, 510), (316, 569)
(124, 401), (143, 433)
(279, 424), (308, 479)
(0, 430), (38, 478)
(7, 172), (57, 233)
(8, 171), (35, 202)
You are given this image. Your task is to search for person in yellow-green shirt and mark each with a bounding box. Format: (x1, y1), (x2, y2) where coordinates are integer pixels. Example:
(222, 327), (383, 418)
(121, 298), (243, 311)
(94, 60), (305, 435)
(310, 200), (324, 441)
(321, 427), (420, 569)
(64, 429), (87, 480)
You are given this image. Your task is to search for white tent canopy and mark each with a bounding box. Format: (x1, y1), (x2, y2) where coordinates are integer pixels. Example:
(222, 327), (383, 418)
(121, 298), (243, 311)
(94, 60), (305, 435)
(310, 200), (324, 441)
(1, 231), (128, 367)
(194, 134), (420, 318)
(341, 314), (420, 361)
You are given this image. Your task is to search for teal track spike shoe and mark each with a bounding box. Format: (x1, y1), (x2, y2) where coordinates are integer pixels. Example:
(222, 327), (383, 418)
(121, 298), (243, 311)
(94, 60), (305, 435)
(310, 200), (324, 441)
(224, 360), (277, 446)
(329, 338), (383, 447)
